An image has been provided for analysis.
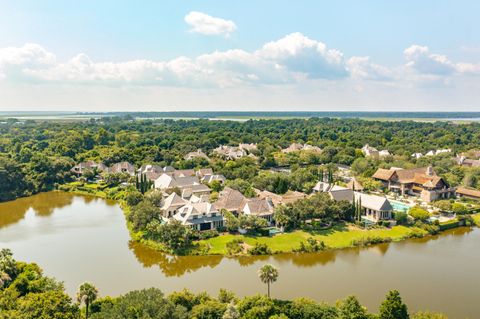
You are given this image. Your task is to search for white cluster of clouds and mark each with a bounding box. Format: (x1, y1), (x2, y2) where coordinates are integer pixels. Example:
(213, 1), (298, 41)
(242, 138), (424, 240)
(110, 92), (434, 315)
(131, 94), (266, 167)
(0, 33), (478, 91)
(404, 44), (480, 76)
(184, 11), (237, 37)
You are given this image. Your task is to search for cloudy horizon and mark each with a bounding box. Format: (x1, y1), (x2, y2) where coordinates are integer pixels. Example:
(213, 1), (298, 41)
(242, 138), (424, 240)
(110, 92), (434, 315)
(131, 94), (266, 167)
(0, 1), (479, 112)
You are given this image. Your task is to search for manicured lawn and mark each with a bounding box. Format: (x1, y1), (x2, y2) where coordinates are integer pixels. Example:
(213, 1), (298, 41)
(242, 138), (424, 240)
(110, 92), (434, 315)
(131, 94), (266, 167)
(200, 225), (424, 255)
(473, 214), (480, 226)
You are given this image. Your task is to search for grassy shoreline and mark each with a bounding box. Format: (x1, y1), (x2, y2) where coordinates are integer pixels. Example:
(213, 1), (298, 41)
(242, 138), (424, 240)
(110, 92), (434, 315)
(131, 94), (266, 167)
(55, 183), (480, 257)
(52, 182), (480, 256)
(199, 225), (427, 255)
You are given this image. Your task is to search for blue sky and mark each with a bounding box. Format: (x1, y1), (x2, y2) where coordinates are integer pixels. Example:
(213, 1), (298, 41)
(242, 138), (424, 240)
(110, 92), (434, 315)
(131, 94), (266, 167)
(0, 0), (479, 111)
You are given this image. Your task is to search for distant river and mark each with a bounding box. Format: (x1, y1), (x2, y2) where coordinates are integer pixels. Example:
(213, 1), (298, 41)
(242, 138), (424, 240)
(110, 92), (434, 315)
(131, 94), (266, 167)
(0, 192), (478, 318)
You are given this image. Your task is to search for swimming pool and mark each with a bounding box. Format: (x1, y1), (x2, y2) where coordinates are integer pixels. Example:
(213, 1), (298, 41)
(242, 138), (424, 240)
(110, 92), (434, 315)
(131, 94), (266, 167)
(390, 200), (412, 212)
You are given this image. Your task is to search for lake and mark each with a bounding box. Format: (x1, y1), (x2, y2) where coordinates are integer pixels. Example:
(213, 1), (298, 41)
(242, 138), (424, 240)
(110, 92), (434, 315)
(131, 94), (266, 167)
(0, 192), (478, 318)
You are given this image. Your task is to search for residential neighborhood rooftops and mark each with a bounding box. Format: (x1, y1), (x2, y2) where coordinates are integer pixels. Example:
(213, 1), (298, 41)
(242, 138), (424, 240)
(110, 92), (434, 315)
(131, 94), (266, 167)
(173, 202), (220, 225)
(184, 149), (210, 160)
(372, 166), (443, 187)
(161, 192), (187, 211)
(255, 189), (306, 206)
(242, 198), (273, 217)
(329, 188), (355, 202)
(456, 187), (480, 199)
(354, 193), (393, 212)
(110, 162), (136, 175)
(214, 187), (247, 212)
(154, 174), (200, 190)
(201, 174), (226, 184)
(171, 169), (196, 178)
(347, 178), (364, 191)
(372, 168), (396, 181)
(282, 143), (322, 153)
(313, 181), (346, 193)
(197, 168), (214, 177)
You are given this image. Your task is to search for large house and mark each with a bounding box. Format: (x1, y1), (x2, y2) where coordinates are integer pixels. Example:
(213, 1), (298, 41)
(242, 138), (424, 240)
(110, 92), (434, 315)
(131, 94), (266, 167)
(173, 202), (224, 231)
(71, 161), (107, 176)
(456, 156), (480, 168)
(354, 192), (394, 222)
(201, 174), (227, 184)
(184, 149), (210, 161)
(161, 192), (188, 218)
(196, 168), (214, 177)
(242, 198), (274, 224)
(347, 177), (364, 192)
(213, 144), (258, 160)
(426, 149), (451, 156)
(362, 144), (390, 159)
(255, 189), (306, 206)
(110, 162), (136, 175)
(181, 184), (211, 200)
(72, 161), (137, 177)
(314, 182), (393, 222)
(137, 164), (164, 182)
(214, 187), (275, 224)
(313, 181), (347, 193)
(154, 173), (202, 191)
(238, 143), (258, 152)
(282, 143), (322, 153)
(455, 187), (480, 200)
(214, 187), (247, 214)
(372, 166), (454, 202)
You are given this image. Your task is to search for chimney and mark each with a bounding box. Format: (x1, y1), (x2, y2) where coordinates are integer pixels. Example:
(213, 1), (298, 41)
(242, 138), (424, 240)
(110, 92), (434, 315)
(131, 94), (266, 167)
(426, 166), (434, 176)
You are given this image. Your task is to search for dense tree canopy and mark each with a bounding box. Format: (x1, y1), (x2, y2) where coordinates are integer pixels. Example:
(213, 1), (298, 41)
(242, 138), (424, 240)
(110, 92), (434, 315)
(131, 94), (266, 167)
(1, 117), (480, 201)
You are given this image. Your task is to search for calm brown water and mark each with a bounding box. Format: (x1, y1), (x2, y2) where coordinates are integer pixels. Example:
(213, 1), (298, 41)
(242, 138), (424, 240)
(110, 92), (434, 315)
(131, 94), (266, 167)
(0, 192), (478, 318)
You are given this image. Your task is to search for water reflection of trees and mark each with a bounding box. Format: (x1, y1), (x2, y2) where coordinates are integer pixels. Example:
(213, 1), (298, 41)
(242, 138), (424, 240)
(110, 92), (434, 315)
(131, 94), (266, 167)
(129, 228), (477, 277)
(129, 241), (223, 277)
(399, 227), (473, 246)
(0, 191), (74, 228)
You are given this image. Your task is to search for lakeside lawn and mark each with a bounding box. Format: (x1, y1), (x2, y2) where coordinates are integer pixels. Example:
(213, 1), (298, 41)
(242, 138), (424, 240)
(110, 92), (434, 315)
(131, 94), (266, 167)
(200, 225), (425, 255)
(473, 213), (480, 226)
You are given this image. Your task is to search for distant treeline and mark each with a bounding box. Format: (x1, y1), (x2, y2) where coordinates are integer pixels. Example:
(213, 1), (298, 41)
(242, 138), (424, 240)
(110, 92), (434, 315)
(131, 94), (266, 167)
(76, 111), (480, 119)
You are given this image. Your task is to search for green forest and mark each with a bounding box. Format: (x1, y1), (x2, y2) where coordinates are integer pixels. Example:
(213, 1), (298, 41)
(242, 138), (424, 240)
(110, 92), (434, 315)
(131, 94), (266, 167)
(1, 116), (480, 202)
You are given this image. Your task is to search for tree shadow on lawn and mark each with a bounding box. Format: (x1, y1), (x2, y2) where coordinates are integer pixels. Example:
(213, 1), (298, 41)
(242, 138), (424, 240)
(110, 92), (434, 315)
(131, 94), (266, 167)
(302, 222), (349, 236)
(241, 222), (349, 239)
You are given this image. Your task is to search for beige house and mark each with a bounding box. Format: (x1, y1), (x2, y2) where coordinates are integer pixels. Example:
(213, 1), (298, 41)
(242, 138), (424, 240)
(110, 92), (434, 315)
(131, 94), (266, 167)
(255, 189), (306, 206)
(109, 162), (136, 175)
(173, 202), (223, 231)
(354, 192), (393, 222)
(242, 198), (274, 224)
(184, 149), (210, 161)
(154, 173), (202, 191)
(316, 183), (393, 222)
(161, 192), (188, 218)
(361, 144), (390, 159)
(201, 174), (227, 184)
(456, 156), (480, 168)
(214, 187), (247, 214)
(238, 143), (258, 152)
(456, 187), (480, 200)
(347, 178), (364, 191)
(71, 161), (107, 176)
(282, 143), (322, 153)
(372, 166), (454, 202)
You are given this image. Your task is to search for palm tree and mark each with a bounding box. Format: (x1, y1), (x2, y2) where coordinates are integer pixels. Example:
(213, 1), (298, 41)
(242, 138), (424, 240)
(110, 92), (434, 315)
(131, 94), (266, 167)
(258, 264), (279, 298)
(76, 282), (98, 319)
